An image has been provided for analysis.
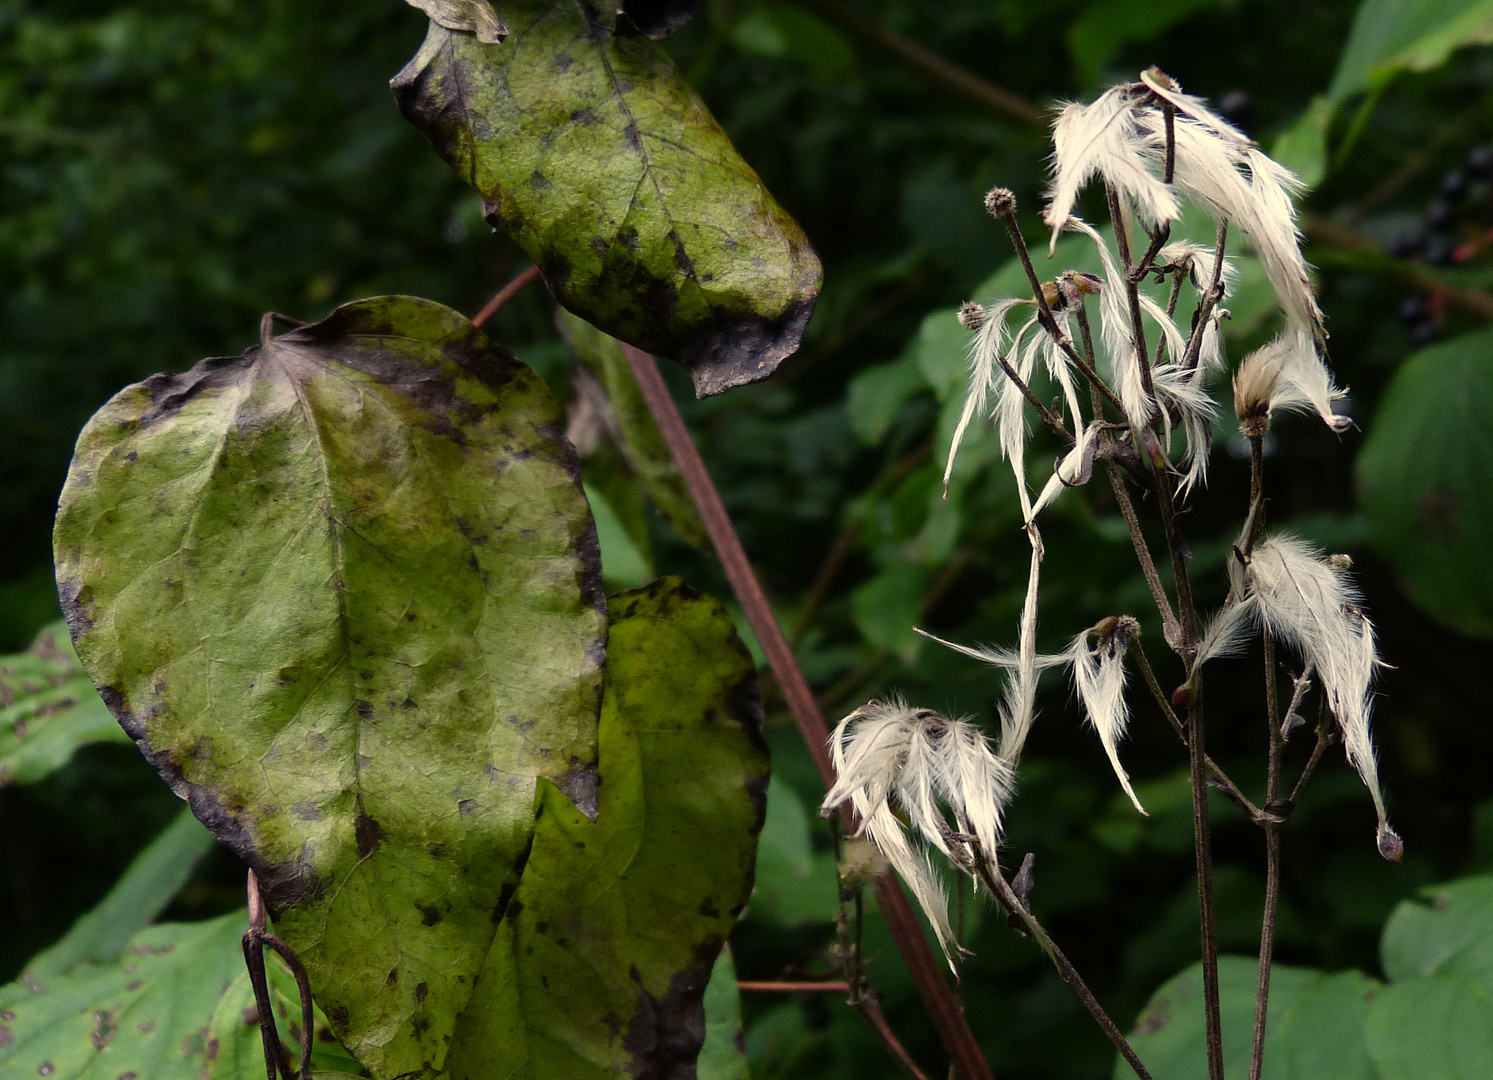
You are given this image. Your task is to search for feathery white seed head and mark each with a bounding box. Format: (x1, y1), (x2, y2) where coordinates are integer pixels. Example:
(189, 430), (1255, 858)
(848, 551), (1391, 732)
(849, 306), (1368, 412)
(1236, 536), (1397, 856)
(1067, 616), (1148, 815)
(1045, 85), (1180, 254)
(820, 699), (1017, 965)
(1233, 328), (1350, 436)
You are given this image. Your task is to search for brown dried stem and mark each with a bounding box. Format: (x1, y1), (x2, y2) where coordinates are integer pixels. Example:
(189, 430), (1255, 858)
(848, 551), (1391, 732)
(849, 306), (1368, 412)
(619, 344), (994, 1080)
(1130, 646), (1271, 824)
(472, 263), (542, 328)
(1250, 634), (1286, 1080)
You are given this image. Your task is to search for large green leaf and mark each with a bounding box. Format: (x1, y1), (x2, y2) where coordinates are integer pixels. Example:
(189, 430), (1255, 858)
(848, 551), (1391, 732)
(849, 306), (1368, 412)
(1, 912), (360, 1080)
(0, 619), (130, 786)
(391, 6), (822, 397)
(1356, 327), (1493, 637)
(1364, 974), (1493, 1079)
(1119, 956), (1376, 1080)
(1381, 876), (1493, 992)
(53, 296), (608, 1079)
(699, 945), (751, 1080)
(1274, 0), (1493, 186)
(28, 807), (215, 979)
(444, 577), (769, 1080)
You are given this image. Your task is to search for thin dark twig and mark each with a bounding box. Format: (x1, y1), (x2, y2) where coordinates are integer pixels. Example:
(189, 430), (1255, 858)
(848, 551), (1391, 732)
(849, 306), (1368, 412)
(796, 0), (1044, 125)
(859, 994), (936, 1080)
(1104, 462), (1182, 648)
(1156, 273), (1185, 366)
(793, 521), (863, 642)
(1250, 634), (1286, 1080)
(1180, 222), (1229, 374)
(618, 345), (994, 1080)
(472, 264), (543, 327)
(262, 934), (316, 1080)
(1129, 646), (1270, 823)
(1186, 696), (1225, 1080)
(738, 981), (853, 993)
(996, 351), (1073, 442)
(1104, 185), (1154, 398)
(1067, 293), (1128, 415)
(1289, 697), (1336, 805)
(243, 871), (297, 1080)
(974, 861), (1154, 1080)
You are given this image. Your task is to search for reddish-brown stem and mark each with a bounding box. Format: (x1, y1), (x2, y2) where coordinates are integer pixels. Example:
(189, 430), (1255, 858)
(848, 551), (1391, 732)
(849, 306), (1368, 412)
(619, 344), (994, 1080)
(472, 264), (543, 327)
(738, 980), (852, 993)
(860, 994), (936, 1080)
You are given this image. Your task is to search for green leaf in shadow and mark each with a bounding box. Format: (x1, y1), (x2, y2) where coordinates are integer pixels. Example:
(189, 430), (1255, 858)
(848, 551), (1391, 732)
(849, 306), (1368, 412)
(53, 296), (608, 1078)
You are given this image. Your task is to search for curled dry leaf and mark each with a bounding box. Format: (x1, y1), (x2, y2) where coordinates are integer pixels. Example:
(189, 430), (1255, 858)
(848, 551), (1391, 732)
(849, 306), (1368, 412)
(404, 0), (507, 43)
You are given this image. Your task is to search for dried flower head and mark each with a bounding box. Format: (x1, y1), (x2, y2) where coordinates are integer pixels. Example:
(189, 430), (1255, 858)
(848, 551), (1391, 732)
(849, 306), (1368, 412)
(985, 186), (1017, 218)
(1233, 328), (1350, 437)
(957, 301), (986, 331)
(820, 700), (1015, 964)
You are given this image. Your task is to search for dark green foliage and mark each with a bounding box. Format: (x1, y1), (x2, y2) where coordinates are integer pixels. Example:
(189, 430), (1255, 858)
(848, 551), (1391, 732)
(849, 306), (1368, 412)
(7, 1), (1493, 1079)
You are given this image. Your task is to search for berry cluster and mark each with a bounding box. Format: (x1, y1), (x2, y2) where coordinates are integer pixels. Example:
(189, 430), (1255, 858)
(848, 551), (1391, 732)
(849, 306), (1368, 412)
(1385, 144), (1493, 345)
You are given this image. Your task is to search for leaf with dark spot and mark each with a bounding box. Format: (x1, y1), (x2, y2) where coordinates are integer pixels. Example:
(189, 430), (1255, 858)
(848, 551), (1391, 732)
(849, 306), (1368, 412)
(446, 579), (768, 1079)
(0, 914), (359, 1080)
(0, 621), (130, 788)
(53, 296), (608, 1078)
(392, 6), (821, 396)
(1357, 327), (1493, 638)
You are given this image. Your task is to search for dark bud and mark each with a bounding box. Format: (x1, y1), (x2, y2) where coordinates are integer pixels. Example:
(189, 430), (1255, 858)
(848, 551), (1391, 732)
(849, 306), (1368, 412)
(1423, 236), (1456, 266)
(1378, 826), (1405, 864)
(1399, 295), (1426, 324)
(1441, 169), (1469, 198)
(1011, 852), (1036, 907)
(1171, 684), (1192, 708)
(1411, 319), (1440, 346)
(1466, 145), (1493, 178)
(1216, 89), (1252, 127)
(1424, 199), (1456, 231)
(984, 186), (1017, 218)
(801, 993), (832, 1030)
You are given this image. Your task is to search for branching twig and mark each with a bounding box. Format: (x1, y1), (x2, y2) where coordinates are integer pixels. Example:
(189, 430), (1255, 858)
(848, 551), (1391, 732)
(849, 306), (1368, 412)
(242, 870), (314, 1080)
(1104, 463), (1182, 649)
(1130, 646), (1273, 823)
(1179, 222), (1229, 374)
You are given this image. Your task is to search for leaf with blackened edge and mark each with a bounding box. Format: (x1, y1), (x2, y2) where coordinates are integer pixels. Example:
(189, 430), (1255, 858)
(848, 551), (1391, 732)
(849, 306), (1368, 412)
(444, 578), (769, 1080)
(392, 4), (822, 397)
(53, 296), (608, 1079)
